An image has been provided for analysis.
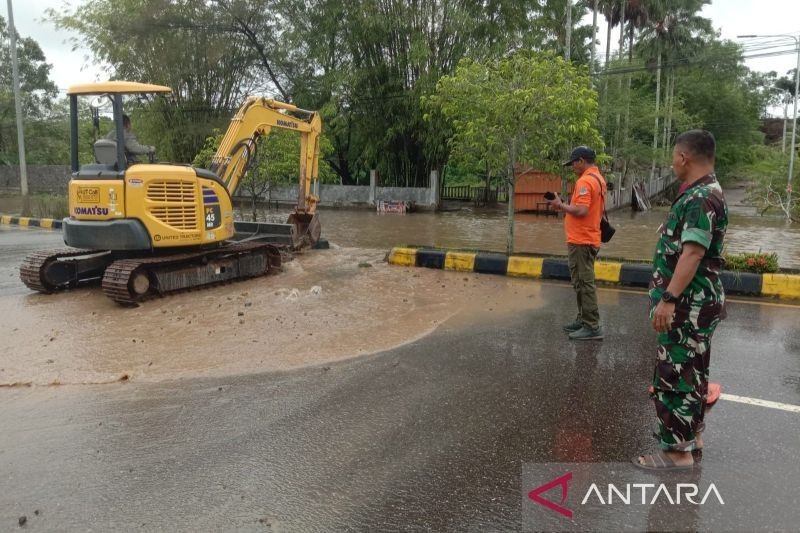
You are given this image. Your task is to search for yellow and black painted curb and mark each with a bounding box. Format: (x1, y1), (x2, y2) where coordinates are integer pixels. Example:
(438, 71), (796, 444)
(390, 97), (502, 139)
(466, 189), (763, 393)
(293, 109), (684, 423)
(0, 214), (62, 230)
(387, 246), (800, 300)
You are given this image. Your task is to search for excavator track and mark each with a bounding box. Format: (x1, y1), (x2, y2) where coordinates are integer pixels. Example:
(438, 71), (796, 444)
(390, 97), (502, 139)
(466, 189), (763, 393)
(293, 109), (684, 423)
(101, 241), (283, 305)
(20, 248), (112, 293)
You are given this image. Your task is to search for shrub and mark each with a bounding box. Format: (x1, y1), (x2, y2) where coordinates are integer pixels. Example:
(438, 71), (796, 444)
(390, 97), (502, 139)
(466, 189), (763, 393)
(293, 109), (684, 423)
(724, 252), (779, 274)
(34, 194), (69, 219)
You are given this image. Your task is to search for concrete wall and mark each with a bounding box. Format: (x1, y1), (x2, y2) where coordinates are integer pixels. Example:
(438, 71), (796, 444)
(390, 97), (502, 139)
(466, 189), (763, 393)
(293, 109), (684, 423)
(239, 183), (433, 209)
(3, 165), (437, 209)
(0, 165), (71, 193)
(254, 184), (370, 207)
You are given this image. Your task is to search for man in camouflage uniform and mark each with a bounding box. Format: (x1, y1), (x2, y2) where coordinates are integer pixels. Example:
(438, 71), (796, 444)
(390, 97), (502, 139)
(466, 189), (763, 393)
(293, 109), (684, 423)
(634, 130), (728, 470)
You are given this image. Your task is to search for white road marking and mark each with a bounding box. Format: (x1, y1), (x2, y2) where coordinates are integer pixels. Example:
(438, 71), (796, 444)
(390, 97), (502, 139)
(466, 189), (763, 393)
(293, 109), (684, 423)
(719, 393), (800, 413)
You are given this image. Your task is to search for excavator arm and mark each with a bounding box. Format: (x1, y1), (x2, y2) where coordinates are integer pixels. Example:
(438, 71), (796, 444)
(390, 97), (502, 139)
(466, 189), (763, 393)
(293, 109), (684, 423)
(210, 97), (322, 215)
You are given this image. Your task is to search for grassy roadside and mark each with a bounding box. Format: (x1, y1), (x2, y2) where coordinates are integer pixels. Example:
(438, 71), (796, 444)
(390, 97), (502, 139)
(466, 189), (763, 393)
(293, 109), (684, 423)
(0, 192), (69, 219)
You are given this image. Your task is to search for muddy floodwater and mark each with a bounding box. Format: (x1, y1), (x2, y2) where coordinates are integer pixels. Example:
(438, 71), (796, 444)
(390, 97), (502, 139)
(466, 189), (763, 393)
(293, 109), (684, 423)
(248, 184), (800, 268)
(3, 183), (800, 267)
(0, 247), (544, 386)
(0, 183), (797, 386)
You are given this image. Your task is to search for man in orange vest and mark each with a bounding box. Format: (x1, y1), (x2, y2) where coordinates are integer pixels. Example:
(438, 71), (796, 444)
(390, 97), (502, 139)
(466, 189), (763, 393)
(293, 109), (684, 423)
(547, 146), (607, 340)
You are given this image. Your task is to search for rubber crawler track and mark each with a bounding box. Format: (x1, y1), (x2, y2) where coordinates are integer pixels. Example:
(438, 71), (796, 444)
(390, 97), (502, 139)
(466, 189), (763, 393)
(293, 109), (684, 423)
(19, 248), (95, 293)
(100, 241), (283, 305)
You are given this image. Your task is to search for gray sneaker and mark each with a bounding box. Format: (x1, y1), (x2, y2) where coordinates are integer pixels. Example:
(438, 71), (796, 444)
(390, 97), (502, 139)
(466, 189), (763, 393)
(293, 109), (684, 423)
(568, 326), (604, 340)
(562, 320), (584, 333)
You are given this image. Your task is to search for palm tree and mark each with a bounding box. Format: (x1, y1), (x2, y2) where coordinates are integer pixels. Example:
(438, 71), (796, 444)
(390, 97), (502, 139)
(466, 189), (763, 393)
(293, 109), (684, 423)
(619, 0), (649, 186)
(590, 0), (599, 69)
(636, 0), (713, 177)
(594, 0), (622, 136)
(596, 0), (622, 68)
(526, 0), (593, 65)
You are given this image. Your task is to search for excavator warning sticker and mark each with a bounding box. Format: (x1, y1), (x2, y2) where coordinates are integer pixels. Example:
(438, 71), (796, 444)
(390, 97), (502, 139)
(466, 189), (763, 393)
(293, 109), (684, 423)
(76, 187), (100, 203)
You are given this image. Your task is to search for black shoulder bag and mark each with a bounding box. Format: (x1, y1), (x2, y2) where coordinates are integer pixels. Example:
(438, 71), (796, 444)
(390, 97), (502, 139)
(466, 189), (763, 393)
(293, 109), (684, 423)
(589, 173), (616, 243)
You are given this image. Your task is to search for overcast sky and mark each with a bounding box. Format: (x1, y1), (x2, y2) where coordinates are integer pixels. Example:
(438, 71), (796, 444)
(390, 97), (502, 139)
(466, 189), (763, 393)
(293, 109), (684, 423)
(4, 0), (800, 94)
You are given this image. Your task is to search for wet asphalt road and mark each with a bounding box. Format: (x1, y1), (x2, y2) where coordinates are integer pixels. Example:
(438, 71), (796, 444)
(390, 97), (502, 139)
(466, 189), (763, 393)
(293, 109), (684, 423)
(0, 226), (66, 297)
(1, 226), (800, 531)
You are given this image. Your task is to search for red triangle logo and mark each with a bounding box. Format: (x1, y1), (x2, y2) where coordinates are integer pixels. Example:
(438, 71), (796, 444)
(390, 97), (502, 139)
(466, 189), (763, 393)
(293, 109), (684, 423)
(528, 472), (573, 519)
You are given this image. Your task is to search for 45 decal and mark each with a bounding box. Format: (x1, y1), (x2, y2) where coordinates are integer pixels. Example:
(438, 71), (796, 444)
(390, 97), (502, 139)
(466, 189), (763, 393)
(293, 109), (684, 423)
(202, 186), (222, 230)
(205, 205), (221, 229)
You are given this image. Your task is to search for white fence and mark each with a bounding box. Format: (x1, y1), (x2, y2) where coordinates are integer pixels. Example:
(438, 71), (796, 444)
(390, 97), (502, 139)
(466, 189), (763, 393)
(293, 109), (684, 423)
(606, 173), (675, 211)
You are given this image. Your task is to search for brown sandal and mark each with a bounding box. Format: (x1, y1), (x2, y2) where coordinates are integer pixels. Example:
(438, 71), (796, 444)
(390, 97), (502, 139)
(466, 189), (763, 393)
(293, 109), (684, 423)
(632, 450), (696, 471)
(650, 432), (703, 462)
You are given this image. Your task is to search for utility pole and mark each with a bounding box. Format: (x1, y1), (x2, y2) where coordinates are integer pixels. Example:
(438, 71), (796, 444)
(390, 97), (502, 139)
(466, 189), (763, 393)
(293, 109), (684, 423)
(790, 43), (800, 214)
(590, 0), (598, 72)
(784, 96), (789, 154)
(6, 0), (28, 197)
(565, 0), (572, 61)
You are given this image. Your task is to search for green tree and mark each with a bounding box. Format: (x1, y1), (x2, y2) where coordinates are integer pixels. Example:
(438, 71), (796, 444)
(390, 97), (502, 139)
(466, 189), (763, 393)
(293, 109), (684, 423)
(0, 16), (59, 165)
(526, 0), (595, 65)
(635, 0), (712, 174)
(48, 0), (260, 162)
(734, 144), (797, 221)
(265, 0), (544, 186)
(675, 40), (764, 173)
(427, 51), (602, 253)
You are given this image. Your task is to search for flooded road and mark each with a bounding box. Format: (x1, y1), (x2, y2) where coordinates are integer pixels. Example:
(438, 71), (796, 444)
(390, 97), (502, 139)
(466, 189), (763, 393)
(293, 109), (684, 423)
(248, 184), (800, 268)
(247, 205), (799, 268)
(4, 182), (800, 267)
(0, 234), (539, 386)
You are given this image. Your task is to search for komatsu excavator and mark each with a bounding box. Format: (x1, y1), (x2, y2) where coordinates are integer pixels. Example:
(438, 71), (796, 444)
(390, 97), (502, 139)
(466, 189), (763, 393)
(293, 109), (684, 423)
(20, 81), (322, 305)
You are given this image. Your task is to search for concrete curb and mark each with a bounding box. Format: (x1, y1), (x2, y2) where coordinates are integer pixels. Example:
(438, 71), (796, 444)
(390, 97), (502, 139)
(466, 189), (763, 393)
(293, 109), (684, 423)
(387, 246), (800, 300)
(0, 214), (62, 230)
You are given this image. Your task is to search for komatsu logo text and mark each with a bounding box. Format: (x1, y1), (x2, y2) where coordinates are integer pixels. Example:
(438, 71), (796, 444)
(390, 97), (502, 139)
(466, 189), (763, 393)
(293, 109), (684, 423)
(74, 206), (109, 216)
(277, 119), (299, 129)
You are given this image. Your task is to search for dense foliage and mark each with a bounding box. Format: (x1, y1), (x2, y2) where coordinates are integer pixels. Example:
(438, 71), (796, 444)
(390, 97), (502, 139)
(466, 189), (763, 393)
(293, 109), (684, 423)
(426, 51), (602, 252)
(0, 1), (793, 210)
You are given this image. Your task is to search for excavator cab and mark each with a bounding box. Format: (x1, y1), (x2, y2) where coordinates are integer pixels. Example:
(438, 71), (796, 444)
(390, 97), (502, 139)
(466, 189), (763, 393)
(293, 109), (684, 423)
(61, 82), (236, 252)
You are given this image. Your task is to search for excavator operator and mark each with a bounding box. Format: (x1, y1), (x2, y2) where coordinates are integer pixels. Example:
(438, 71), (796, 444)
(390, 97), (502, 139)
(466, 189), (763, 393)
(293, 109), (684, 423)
(105, 114), (156, 164)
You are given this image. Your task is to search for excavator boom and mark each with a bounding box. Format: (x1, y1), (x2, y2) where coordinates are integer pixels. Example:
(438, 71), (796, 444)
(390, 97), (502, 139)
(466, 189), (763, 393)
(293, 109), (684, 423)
(210, 97), (322, 216)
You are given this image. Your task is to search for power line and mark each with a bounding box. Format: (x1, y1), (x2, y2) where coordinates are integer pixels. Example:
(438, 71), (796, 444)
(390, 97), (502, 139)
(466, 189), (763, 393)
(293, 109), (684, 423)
(598, 47), (798, 77)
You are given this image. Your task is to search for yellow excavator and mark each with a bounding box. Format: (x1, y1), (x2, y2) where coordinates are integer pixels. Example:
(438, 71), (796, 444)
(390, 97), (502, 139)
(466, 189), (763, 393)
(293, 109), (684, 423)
(20, 81), (322, 305)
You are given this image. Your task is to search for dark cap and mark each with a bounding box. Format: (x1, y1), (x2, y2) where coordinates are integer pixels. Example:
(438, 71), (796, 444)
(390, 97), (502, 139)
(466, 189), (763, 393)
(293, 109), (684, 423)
(563, 146), (596, 166)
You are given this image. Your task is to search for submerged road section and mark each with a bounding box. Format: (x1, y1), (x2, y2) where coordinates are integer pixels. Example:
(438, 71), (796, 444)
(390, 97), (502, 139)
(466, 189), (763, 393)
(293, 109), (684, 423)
(1, 226), (799, 531)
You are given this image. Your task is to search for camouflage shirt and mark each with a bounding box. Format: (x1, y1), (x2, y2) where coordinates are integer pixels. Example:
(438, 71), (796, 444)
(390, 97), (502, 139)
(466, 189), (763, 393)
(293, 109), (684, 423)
(649, 174), (728, 329)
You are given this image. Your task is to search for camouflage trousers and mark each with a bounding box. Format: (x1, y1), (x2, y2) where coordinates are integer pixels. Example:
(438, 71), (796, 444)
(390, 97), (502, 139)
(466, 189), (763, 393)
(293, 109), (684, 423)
(651, 321), (718, 452)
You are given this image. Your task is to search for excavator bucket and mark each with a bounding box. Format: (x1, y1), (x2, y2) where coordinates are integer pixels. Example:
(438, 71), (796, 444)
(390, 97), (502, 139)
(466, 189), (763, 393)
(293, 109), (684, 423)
(287, 212), (321, 249)
(232, 213), (320, 250)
